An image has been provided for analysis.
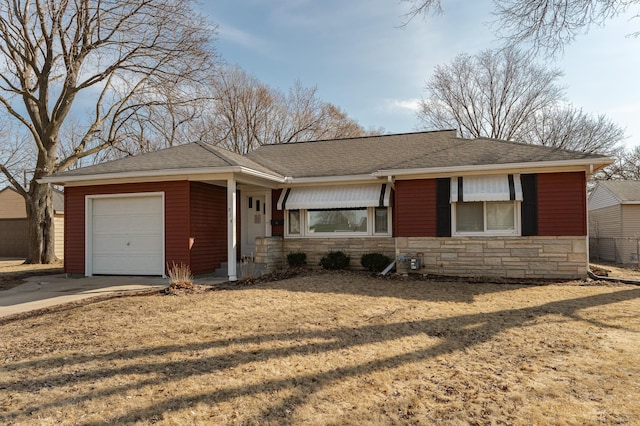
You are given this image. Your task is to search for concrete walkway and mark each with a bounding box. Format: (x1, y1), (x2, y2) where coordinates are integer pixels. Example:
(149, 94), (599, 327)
(0, 274), (170, 318)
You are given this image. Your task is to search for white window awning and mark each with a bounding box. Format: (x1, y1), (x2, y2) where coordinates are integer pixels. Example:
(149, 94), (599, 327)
(451, 174), (523, 202)
(278, 184), (391, 210)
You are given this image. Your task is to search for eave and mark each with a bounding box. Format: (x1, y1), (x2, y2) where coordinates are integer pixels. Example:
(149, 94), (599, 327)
(373, 158), (614, 179)
(39, 166), (286, 187)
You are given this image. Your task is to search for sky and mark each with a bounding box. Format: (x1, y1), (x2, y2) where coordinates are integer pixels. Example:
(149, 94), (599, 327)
(198, 0), (640, 150)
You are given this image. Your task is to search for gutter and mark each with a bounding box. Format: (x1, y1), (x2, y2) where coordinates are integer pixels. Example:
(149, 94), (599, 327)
(282, 174), (383, 185)
(38, 166), (286, 185)
(373, 158), (615, 178)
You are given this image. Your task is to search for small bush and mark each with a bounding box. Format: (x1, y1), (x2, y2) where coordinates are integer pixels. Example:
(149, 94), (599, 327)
(361, 252), (392, 272)
(287, 251), (307, 268)
(166, 262), (197, 294)
(320, 250), (350, 270)
(167, 262), (193, 285)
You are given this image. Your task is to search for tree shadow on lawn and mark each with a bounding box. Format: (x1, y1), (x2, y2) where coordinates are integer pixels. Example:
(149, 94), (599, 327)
(237, 270), (550, 304)
(2, 287), (639, 424)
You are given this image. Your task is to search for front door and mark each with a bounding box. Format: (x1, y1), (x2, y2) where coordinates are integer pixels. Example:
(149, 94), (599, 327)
(243, 193), (267, 256)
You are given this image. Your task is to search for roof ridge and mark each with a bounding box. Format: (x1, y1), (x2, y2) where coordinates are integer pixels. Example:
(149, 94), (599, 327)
(195, 141), (236, 166)
(252, 129), (458, 148)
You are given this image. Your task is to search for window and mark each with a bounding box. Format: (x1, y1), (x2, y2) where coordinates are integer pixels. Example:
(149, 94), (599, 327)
(285, 207), (391, 237)
(288, 210), (300, 235)
(374, 207), (389, 233)
(453, 201), (518, 235)
(450, 174), (521, 236)
(308, 209), (367, 233)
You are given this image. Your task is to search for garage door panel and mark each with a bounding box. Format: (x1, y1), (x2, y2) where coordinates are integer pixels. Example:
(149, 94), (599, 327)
(93, 254), (164, 275)
(93, 197), (162, 215)
(92, 214), (163, 235)
(92, 235), (163, 253)
(90, 195), (164, 276)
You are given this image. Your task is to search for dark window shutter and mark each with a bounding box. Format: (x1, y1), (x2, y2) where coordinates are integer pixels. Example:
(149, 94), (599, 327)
(436, 178), (451, 237)
(521, 174), (538, 236)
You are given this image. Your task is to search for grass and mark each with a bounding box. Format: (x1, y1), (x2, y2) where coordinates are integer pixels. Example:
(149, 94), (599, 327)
(0, 259), (63, 291)
(1, 272), (639, 425)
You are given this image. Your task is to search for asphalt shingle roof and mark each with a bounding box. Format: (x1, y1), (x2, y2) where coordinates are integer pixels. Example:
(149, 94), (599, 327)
(245, 130), (609, 178)
(56, 142), (280, 178)
(599, 180), (640, 202)
(50, 130), (611, 181)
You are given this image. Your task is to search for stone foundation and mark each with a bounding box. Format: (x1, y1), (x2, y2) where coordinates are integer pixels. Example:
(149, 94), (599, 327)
(255, 236), (588, 279)
(254, 236), (285, 273)
(396, 236), (587, 279)
(283, 237), (396, 269)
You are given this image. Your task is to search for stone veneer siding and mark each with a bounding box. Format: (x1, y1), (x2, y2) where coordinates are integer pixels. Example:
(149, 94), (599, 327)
(255, 236), (588, 279)
(254, 237), (285, 273)
(255, 237), (395, 272)
(396, 236), (587, 279)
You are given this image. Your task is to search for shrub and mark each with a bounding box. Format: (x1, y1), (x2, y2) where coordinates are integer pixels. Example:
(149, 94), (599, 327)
(166, 262), (196, 294)
(167, 262), (193, 286)
(287, 251), (307, 268)
(361, 252), (392, 272)
(320, 250), (350, 270)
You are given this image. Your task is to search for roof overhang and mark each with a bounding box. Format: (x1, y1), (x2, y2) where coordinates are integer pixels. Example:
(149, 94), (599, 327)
(39, 166), (286, 187)
(373, 158), (615, 179)
(282, 174), (383, 186)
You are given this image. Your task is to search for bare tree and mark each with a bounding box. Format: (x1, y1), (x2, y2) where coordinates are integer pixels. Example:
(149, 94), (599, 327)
(518, 105), (625, 154)
(418, 48), (625, 154)
(206, 65), (370, 154)
(0, 0), (216, 264)
(401, 0), (639, 55)
(593, 145), (640, 181)
(418, 48), (564, 141)
(494, 0), (638, 55)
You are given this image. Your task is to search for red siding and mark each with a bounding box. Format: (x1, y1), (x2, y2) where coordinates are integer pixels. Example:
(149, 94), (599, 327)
(64, 187), (86, 274)
(189, 182), (226, 275)
(64, 181), (190, 275)
(394, 179), (436, 237)
(271, 189), (284, 237)
(537, 171), (587, 236)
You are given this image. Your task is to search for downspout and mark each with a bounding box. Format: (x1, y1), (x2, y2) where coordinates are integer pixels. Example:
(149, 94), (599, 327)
(587, 270), (640, 286)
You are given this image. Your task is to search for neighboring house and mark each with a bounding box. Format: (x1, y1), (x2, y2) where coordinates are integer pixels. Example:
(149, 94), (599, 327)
(42, 130), (611, 280)
(0, 186), (64, 258)
(588, 180), (640, 265)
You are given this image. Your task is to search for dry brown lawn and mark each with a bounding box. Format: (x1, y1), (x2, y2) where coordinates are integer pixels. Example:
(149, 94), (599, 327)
(1, 272), (639, 425)
(0, 259), (63, 291)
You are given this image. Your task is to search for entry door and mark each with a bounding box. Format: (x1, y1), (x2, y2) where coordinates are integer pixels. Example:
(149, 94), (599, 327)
(243, 194), (266, 255)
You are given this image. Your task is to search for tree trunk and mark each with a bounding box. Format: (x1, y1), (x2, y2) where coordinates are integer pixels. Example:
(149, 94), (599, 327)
(25, 181), (58, 264)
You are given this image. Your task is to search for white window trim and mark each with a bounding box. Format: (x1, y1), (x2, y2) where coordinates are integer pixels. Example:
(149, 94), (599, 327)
(451, 201), (521, 237)
(284, 206), (392, 238)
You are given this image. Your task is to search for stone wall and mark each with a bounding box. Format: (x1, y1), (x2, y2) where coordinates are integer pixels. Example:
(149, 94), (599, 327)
(256, 235), (588, 279)
(283, 237), (396, 269)
(254, 236), (285, 273)
(396, 236), (587, 279)
(255, 237), (395, 271)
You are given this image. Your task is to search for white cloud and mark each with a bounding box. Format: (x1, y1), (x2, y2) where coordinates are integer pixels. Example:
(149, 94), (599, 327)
(218, 22), (270, 52)
(383, 98), (422, 113)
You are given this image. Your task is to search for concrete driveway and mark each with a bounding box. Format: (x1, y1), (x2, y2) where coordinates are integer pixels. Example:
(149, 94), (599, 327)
(0, 274), (169, 318)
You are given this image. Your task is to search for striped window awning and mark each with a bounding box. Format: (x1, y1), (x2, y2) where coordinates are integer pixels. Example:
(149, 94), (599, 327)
(451, 174), (523, 202)
(278, 184), (391, 210)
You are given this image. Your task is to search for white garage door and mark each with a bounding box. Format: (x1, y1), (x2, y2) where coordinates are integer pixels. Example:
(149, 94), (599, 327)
(90, 195), (164, 275)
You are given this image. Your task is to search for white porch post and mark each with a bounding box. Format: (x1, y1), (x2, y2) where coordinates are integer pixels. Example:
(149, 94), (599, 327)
(227, 177), (238, 281)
